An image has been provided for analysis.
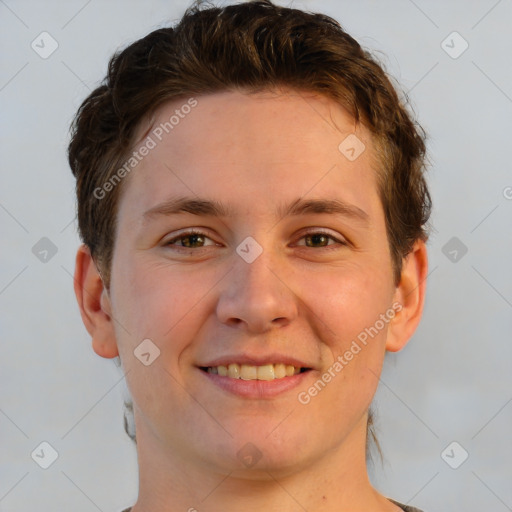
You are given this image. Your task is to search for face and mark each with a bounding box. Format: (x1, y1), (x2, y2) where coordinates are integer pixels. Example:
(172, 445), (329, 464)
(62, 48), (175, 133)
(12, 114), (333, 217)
(108, 88), (399, 475)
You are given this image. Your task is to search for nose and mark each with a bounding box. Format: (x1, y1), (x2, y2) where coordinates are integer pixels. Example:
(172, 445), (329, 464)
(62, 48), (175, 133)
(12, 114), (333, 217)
(215, 242), (298, 333)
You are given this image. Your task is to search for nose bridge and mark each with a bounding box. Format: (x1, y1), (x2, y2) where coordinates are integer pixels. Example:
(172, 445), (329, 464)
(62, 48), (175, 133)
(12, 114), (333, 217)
(216, 236), (297, 331)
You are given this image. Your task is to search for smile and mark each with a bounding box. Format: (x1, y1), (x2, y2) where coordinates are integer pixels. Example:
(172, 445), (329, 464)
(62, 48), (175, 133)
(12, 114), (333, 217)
(200, 363), (310, 380)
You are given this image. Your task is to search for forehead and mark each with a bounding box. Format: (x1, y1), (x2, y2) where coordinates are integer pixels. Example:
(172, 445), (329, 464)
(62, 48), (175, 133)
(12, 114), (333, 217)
(141, 88), (366, 162)
(118, 88), (382, 226)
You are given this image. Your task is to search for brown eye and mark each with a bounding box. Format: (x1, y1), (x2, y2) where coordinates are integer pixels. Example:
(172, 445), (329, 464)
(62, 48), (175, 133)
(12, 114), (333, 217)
(179, 233), (206, 248)
(165, 230), (216, 249)
(304, 233), (330, 247)
(297, 230), (347, 249)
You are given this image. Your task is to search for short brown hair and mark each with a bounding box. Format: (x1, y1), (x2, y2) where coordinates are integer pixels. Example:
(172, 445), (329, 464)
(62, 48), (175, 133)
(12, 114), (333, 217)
(68, 0), (431, 291)
(68, 0), (432, 457)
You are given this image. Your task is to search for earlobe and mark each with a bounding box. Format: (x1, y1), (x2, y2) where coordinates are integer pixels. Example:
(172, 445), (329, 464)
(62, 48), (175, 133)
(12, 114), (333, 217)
(74, 244), (119, 359)
(385, 240), (428, 353)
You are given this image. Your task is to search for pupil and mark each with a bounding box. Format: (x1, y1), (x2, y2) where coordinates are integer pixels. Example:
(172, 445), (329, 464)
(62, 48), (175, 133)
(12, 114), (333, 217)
(307, 234), (327, 247)
(184, 234), (203, 247)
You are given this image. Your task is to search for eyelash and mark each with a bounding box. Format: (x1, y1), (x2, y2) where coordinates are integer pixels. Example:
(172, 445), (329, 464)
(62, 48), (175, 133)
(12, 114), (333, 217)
(164, 229), (347, 252)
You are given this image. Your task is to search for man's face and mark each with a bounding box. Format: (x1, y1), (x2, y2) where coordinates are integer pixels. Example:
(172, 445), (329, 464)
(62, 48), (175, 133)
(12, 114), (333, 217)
(108, 89), (398, 474)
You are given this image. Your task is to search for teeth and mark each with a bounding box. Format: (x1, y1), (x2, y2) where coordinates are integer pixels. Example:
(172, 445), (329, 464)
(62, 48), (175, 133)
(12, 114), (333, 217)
(274, 363), (286, 378)
(206, 363), (305, 380)
(254, 364), (274, 381)
(228, 363), (240, 379)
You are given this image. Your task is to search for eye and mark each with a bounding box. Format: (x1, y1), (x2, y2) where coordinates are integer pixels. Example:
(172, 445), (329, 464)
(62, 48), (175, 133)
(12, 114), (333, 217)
(163, 228), (347, 252)
(164, 230), (217, 249)
(296, 230), (347, 250)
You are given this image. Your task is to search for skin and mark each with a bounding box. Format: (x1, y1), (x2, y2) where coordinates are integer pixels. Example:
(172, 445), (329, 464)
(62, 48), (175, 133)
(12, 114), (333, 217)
(74, 88), (428, 512)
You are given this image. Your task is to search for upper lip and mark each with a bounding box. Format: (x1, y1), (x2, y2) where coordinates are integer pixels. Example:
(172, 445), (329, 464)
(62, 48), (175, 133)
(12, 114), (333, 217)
(199, 354), (313, 369)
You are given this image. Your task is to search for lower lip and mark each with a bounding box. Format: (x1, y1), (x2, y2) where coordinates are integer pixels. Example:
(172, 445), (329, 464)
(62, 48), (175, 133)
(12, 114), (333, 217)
(198, 368), (314, 398)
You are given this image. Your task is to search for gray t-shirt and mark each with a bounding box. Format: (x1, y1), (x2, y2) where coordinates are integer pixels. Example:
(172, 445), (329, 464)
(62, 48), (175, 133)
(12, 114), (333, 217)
(389, 498), (425, 511)
(121, 499), (424, 511)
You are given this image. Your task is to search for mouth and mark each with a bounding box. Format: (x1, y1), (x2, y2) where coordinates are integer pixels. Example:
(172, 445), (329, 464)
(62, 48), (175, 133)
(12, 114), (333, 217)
(199, 363), (312, 380)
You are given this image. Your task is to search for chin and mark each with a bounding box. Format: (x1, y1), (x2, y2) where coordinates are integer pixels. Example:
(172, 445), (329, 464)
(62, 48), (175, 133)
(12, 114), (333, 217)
(205, 423), (317, 477)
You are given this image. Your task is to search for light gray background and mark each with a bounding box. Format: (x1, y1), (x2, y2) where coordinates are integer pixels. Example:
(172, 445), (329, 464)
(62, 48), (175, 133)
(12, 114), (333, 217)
(1, 0), (511, 511)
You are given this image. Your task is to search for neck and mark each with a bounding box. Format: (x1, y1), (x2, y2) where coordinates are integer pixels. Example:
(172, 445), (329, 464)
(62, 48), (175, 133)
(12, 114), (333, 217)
(129, 414), (399, 512)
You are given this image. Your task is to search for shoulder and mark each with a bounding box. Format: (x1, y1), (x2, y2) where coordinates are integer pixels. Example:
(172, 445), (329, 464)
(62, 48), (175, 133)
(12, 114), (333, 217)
(389, 498), (426, 512)
(121, 502), (425, 512)
(122, 504), (423, 512)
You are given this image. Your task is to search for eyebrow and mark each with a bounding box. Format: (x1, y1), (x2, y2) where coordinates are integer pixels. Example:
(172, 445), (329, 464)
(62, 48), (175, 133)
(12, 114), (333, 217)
(142, 196), (370, 225)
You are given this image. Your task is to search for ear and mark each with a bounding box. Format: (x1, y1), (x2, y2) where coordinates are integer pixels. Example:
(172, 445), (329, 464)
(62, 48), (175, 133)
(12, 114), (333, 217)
(386, 240), (428, 352)
(74, 244), (119, 359)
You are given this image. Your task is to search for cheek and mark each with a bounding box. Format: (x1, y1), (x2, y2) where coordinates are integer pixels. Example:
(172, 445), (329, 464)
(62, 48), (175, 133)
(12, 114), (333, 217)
(110, 257), (212, 420)
(302, 266), (392, 413)
(307, 262), (393, 347)
(112, 256), (201, 337)
(110, 254), (225, 380)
